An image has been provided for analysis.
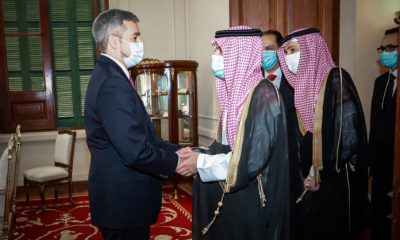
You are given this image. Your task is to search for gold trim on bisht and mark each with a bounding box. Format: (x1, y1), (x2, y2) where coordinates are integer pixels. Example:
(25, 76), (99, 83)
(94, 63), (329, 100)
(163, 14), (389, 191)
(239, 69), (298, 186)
(296, 111), (307, 137)
(335, 67), (344, 174)
(225, 81), (282, 192)
(312, 75), (328, 184)
(295, 75), (328, 185)
(225, 82), (259, 193)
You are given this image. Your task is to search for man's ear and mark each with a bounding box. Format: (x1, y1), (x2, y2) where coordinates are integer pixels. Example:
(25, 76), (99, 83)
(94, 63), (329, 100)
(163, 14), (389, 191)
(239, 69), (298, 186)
(108, 34), (119, 50)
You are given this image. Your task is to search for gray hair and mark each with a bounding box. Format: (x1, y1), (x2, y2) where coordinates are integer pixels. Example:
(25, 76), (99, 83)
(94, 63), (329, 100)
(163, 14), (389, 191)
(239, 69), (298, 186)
(92, 9), (139, 52)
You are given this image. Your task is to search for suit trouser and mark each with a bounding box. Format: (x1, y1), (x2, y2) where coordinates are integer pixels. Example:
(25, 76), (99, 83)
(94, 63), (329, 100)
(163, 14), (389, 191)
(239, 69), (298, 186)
(99, 225), (150, 240)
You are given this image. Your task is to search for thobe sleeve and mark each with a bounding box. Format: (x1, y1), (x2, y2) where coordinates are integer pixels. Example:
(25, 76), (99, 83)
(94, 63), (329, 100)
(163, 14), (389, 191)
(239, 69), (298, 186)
(196, 109), (233, 182)
(197, 152), (232, 182)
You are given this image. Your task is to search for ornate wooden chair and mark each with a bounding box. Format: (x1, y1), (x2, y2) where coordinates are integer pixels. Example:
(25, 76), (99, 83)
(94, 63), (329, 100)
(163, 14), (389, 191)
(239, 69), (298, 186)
(23, 129), (76, 209)
(0, 135), (14, 239)
(0, 130), (18, 239)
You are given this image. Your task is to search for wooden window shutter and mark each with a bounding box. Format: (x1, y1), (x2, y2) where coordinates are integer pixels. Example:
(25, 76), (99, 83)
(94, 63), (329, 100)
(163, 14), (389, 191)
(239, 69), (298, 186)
(0, 0), (56, 132)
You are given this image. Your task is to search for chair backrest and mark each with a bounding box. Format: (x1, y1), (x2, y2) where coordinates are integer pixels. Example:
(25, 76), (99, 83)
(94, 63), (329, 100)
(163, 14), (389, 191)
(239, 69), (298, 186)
(0, 144), (9, 236)
(15, 125), (21, 170)
(13, 125), (21, 200)
(1, 125), (21, 239)
(0, 147), (8, 191)
(1, 134), (17, 239)
(54, 129), (76, 173)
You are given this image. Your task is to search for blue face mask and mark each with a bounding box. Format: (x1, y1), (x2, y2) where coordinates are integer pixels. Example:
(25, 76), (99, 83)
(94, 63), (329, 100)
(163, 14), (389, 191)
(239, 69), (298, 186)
(380, 50), (398, 69)
(211, 55), (225, 80)
(262, 50), (278, 70)
(123, 42), (144, 68)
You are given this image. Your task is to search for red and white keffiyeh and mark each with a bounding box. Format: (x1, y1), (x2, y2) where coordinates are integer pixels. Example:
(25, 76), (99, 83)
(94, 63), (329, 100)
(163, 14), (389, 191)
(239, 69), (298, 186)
(277, 30), (335, 133)
(212, 25), (263, 149)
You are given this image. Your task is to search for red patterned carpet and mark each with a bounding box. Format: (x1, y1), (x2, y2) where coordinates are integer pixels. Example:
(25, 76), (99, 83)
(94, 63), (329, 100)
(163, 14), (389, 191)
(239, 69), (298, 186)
(14, 187), (192, 240)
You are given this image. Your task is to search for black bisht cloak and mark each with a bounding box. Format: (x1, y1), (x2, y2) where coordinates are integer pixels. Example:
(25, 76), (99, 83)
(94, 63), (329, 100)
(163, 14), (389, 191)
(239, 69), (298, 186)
(192, 79), (290, 240)
(297, 67), (369, 240)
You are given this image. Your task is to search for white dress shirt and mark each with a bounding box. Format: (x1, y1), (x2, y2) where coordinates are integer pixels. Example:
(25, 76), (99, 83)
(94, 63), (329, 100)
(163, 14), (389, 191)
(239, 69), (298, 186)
(265, 67), (282, 89)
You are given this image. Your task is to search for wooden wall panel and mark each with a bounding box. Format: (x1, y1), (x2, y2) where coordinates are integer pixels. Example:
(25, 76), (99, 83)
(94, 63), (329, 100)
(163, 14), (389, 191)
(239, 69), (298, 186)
(230, 0), (271, 30)
(7, 91), (55, 131)
(229, 0), (340, 63)
(275, 0), (288, 35)
(288, 0), (319, 31)
(244, 0), (270, 29)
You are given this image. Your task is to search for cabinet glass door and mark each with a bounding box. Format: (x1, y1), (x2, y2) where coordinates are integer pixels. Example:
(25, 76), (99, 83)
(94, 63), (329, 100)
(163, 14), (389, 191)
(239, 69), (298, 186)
(177, 71), (194, 145)
(135, 72), (170, 141)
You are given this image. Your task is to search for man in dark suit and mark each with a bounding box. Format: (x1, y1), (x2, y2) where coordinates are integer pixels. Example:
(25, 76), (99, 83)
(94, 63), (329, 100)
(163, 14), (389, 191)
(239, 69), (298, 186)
(84, 9), (179, 240)
(261, 30), (302, 240)
(369, 27), (399, 240)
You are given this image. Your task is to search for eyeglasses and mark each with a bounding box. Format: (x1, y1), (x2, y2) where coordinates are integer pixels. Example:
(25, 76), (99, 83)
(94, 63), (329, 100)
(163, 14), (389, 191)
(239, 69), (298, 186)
(377, 44), (398, 53)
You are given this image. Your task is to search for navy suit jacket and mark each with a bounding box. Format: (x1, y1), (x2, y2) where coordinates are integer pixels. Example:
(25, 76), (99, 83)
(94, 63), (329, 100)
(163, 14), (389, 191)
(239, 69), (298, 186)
(84, 55), (179, 229)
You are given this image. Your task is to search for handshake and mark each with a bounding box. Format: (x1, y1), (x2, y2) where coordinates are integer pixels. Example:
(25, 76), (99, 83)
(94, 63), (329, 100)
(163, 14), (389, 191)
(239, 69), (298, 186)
(175, 146), (209, 177)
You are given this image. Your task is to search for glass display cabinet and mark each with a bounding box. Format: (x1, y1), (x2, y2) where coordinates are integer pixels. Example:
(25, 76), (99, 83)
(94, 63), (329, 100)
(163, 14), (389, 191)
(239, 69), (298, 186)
(131, 58), (198, 147)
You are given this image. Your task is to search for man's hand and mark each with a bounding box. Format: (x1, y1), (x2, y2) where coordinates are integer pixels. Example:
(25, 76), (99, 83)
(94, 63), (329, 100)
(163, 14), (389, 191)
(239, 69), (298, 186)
(304, 175), (320, 192)
(176, 147), (199, 177)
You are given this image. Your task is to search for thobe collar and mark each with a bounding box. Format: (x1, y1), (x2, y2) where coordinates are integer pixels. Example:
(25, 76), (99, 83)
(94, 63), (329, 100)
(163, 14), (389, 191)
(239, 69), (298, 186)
(101, 53), (130, 79)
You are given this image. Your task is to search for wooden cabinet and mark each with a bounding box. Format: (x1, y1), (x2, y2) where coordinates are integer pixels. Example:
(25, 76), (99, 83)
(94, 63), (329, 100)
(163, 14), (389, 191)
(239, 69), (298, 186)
(131, 59), (199, 147)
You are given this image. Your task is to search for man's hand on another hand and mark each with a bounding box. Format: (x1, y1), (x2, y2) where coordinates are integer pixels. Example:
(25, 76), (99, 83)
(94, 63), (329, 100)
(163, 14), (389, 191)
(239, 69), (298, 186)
(176, 147), (199, 177)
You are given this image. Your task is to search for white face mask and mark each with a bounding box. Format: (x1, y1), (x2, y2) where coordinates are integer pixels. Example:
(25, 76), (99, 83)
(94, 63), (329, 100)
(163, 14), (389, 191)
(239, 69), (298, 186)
(211, 55), (225, 79)
(285, 51), (300, 74)
(123, 42), (144, 68)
